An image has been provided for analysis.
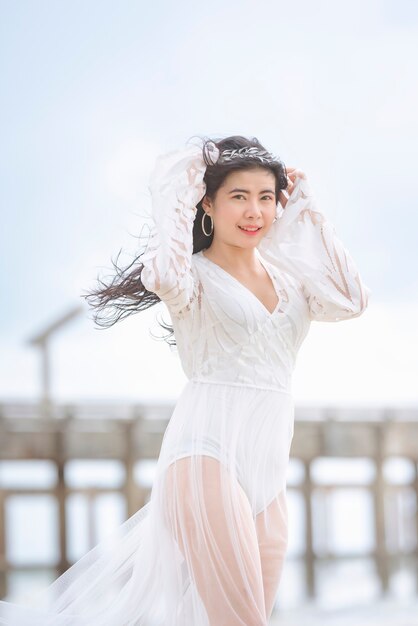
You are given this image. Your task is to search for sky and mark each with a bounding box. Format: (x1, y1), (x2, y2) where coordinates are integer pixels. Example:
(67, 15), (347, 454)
(1, 0), (417, 408)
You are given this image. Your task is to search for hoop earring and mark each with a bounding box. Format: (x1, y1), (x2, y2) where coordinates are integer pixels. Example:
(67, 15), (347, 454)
(202, 212), (214, 236)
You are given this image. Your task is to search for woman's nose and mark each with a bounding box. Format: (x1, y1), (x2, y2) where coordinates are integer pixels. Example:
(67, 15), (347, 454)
(244, 201), (263, 217)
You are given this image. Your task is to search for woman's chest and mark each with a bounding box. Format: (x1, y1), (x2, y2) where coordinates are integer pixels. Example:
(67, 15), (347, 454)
(191, 256), (309, 339)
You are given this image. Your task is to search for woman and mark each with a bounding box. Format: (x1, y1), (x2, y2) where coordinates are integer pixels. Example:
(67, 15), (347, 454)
(0, 135), (371, 625)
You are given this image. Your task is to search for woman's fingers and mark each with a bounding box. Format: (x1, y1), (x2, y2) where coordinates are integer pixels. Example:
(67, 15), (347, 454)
(285, 166), (307, 180)
(278, 167), (307, 209)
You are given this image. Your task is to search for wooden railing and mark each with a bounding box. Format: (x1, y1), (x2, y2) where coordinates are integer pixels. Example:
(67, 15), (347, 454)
(0, 402), (417, 600)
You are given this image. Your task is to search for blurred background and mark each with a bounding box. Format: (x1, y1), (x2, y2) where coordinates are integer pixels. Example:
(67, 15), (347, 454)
(0, 0), (417, 623)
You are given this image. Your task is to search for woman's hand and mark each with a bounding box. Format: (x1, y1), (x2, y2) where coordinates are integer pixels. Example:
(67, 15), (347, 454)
(278, 167), (307, 209)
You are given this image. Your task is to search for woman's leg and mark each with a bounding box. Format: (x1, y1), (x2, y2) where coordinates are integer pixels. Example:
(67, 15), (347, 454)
(164, 455), (268, 626)
(255, 489), (289, 620)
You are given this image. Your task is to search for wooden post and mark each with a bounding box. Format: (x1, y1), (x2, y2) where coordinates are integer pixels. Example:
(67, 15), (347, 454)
(373, 421), (389, 592)
(55, 423), (70, 575)
(303, 459), (315, 597)
(0, 491), (6, 599)
(124, 420), (138, 518)
(414, 459), (418, 594)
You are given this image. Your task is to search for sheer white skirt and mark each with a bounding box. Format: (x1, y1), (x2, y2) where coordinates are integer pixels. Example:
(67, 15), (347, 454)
(0, 380), (293, 625)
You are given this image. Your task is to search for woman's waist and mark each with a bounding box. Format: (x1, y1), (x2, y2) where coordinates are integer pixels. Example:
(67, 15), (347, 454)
(188, 375), (292, 395)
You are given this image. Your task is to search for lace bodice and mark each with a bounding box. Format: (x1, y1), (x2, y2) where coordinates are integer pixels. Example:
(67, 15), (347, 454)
(140, 142), (371, 391)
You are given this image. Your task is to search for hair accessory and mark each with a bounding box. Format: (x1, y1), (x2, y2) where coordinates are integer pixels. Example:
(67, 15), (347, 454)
(218, 146), (279, 165)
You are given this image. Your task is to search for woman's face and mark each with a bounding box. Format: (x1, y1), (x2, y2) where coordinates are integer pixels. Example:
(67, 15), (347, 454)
(202, 167), (278, 249)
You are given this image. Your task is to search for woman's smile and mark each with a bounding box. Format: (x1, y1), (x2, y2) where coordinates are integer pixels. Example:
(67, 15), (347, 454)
(237, 224), (262, 236)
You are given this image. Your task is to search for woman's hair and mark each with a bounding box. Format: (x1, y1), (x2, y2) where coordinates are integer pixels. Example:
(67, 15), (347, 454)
(81, 134), (288, 346)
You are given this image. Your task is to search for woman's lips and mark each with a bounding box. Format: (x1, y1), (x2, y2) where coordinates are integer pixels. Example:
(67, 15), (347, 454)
(237, 225), (262, 236)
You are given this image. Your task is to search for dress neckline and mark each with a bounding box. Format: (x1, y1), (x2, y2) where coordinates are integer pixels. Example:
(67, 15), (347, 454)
(197, 250), (281, 317)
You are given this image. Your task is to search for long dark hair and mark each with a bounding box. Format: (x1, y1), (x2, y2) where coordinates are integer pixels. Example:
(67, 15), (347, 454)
(81, 134), (288, 346)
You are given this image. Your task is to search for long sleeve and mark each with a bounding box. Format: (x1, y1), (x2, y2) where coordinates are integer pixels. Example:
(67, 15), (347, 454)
(258, 175), (371, 322)
(141, 142), (211, 317)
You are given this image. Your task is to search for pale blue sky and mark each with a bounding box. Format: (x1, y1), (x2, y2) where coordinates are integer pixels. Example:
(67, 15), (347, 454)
(1, 0), (417, 406)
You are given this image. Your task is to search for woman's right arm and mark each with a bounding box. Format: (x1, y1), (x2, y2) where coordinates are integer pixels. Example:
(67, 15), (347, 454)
(141, 142), (212, 317)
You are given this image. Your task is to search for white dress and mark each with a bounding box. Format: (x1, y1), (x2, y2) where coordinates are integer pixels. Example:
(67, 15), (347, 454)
(0, 141), (371, 625)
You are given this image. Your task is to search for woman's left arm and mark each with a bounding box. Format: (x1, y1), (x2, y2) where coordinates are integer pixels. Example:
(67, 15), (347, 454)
(258, 171), (371, 322)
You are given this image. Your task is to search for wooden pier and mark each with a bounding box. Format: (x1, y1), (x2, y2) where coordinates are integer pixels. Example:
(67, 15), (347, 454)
(0, 401), (417, 604)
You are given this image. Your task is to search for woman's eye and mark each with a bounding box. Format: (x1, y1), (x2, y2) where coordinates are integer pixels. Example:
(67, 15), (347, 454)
(233, 195), (274, 201)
